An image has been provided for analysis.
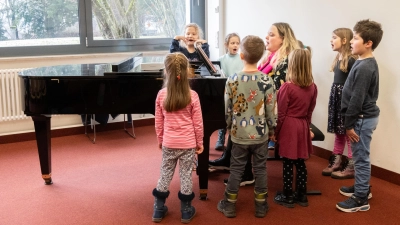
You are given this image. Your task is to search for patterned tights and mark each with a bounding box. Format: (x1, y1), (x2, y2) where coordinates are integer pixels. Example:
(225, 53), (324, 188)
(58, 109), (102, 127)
(282, 157), (307, 191)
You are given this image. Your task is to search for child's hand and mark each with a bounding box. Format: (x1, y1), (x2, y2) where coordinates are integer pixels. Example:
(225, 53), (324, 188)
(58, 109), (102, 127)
(269, 133), (276, 142)
(310, 128), (314, 140)
(174, 35), (185, 41)
(196, 145), (204, 154)
(346, 128), (359, 142)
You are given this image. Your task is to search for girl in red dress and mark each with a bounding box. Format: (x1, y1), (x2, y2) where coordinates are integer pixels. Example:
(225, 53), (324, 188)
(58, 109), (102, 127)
(273, 49), (318, 208)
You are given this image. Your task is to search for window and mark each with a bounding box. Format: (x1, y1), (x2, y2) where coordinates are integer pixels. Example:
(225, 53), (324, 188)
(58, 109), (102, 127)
(0, 0), (80, 47)
(0, 0), (205, 57)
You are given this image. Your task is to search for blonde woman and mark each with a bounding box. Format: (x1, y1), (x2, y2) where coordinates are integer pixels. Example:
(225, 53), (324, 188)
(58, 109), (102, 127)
(258, 22), (299, 150)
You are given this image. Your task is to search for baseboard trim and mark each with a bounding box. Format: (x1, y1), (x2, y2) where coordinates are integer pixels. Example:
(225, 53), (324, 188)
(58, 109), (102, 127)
(313, 145), (400, 186)
(0, 118), (155, 144)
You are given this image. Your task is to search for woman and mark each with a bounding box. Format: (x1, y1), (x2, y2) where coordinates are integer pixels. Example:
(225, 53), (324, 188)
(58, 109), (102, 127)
(258, 22), (299, 150)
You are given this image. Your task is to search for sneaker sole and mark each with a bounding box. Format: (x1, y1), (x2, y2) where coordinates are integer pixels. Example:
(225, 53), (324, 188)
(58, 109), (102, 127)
(273, 198), (295, 208)
(224, 179), (255, 186)
(339, 189), (372, 199)
(209, 165), (230, 170)
(331, 174), (355, 179)
(336, 203), (370, 212)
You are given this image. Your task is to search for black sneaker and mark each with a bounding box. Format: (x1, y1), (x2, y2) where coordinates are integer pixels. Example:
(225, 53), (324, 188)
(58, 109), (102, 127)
(339, 185), (372, 199)
(224, 176), (255, 186)
(336, 195), (370, 212)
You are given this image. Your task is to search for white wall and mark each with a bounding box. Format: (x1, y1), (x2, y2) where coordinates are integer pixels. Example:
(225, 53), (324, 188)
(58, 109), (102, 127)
(221, 0), (400, 173)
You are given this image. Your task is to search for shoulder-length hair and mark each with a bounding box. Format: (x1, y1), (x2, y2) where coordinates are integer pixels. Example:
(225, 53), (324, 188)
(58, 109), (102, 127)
(286, 49), (314, 87)
(330, 28), (358, 72)
(273, 22), (299, 69)
(163, 52), (191, 112)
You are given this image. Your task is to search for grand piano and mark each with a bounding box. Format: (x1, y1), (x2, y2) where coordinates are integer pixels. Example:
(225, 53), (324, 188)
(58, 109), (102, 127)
(20, 52), (324, 199)
(19, 53), (226, 200)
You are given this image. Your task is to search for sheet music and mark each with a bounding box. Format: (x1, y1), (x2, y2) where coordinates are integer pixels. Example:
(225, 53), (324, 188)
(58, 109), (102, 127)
(195, 42), (221, 76)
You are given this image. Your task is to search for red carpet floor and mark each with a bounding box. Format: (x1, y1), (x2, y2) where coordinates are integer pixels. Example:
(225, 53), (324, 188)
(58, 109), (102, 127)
(1, 125), (399, 224)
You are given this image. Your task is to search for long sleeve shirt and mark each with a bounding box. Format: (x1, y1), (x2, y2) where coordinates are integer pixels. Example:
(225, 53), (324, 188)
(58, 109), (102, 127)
(155, 88), (204, 149)
(225, 71), (276, 145)
(341, 58), (380, 129)
(169, 39), (210, 62)
(219, 53), (244, 77)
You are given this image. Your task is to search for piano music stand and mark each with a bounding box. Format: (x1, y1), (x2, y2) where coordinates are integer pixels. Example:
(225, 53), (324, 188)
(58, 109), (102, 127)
(194, 42), (222, 77)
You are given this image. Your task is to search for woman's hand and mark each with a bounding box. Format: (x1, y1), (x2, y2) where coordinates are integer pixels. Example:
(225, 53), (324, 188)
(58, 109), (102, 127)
(196, 145), (204, 154)
(310, 128), (314, 140)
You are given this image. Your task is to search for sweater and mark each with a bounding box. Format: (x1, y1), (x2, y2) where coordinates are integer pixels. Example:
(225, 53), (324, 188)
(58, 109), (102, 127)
(219, 53), (244, 77)
(169, 39), (210, 61)
(155, 88), (204, 149)
(341, 57), (380, 129)
(225, 71), (276, 145)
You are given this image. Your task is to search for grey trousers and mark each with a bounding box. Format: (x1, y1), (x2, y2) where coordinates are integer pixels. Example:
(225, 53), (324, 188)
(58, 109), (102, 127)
(226, 141), (268, 194)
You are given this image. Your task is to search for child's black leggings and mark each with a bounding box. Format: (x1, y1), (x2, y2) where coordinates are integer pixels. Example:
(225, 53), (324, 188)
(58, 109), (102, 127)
(282, 157), (307, 191)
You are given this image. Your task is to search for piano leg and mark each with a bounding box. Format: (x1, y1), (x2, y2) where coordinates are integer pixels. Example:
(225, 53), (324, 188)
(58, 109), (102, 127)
(32, 115), (53, 185)
(197, 133), (210, 200)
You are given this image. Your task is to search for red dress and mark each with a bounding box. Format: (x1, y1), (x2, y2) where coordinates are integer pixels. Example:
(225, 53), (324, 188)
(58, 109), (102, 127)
(276, 82), (318, 159)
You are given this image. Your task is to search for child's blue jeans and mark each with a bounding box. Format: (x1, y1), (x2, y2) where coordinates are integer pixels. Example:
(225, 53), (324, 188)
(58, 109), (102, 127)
(352, 116), (379, 198)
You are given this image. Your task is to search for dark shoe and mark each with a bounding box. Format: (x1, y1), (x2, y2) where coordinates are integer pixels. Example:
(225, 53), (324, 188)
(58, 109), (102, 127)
(254, 192), (269, 218)
(215, 129), (226, 150)
(331, 157), (355, 179)
(152, 189), (170, 222)
(322, 154), (342, 176)
(336, 195), (370, 212)
(274, 190), (294, 208)
(217, 199), (236, 218)
(293, 188), (308, 207)
(224, 174), (255, 186)
(178, 192), (196, 224)
(339, 185), (372, 199)
(209, 148), (231, 170)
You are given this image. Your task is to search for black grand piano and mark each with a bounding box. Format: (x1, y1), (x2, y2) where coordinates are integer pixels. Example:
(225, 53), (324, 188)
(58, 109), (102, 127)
(19, 53), (226, 199)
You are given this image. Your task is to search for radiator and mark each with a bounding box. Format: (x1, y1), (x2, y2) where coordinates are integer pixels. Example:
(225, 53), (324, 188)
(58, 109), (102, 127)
(0, 69), (28, 121)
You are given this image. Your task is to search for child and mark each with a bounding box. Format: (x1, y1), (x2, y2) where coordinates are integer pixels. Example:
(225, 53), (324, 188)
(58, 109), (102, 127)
(170, 23), (209, 61)
(214, 33), (243, 151)
(336, 19), (383, 213)
(217, 35), (276, 218)
(209, 33), (254, 186)
(323, 28), (357, 179)
(152, 52), (204, 223)
(273, 49), (317, 208)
